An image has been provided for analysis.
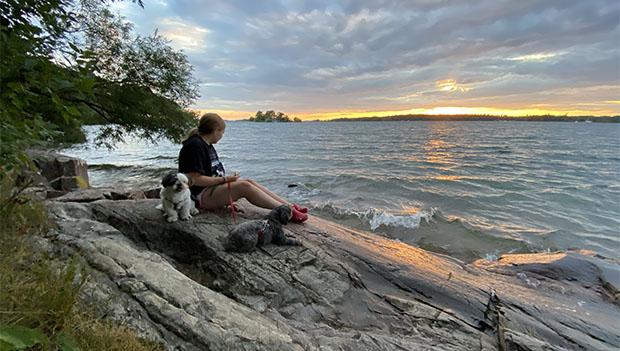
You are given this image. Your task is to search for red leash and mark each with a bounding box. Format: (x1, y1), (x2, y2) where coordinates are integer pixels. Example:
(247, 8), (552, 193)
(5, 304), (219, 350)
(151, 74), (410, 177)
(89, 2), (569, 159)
(226, 180), (237, 224)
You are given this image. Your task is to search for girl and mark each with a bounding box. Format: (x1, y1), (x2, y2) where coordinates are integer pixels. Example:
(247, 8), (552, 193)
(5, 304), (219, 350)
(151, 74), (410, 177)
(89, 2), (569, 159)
(178, 113), (308, 222)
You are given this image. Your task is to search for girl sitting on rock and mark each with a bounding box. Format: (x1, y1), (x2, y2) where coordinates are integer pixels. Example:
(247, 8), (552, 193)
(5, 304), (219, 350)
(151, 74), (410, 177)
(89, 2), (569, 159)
(178, 112), (308, 222)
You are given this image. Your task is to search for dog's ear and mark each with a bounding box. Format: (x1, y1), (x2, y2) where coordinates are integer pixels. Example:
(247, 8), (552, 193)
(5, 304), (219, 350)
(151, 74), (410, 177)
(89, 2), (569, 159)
(161, 173), (178, 187)
(177, 173), (192, 186)
(266, 205), (291, 224)
(277, 205), (292, 224)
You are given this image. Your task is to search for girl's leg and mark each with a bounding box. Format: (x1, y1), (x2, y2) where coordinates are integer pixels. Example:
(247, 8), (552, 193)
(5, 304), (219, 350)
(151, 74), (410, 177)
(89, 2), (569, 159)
(200, 180), (281, 210)
(244, 179), (309, 213)
(244, 179), (288, 204)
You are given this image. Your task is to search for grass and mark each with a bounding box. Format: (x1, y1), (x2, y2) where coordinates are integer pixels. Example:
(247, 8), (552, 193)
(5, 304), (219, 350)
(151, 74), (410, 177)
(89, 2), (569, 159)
(0, 170), (163, 351)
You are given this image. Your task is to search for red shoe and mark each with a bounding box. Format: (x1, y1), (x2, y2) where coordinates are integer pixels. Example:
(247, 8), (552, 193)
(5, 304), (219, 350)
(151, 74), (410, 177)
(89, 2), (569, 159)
(293, 203), (308, 213)
(291, 207), (308, 223)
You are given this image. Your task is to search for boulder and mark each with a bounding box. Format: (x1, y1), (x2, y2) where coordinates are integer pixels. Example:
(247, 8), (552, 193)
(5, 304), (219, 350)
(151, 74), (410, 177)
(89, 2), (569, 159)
(27, 150), (90, 191)
(54, 187), (149, 202)
(43, 195), (620, 350)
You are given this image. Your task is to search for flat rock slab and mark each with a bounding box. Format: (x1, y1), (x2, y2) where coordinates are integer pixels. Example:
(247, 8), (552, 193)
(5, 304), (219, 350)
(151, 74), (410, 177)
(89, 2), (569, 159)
(44, 197), (620, 350)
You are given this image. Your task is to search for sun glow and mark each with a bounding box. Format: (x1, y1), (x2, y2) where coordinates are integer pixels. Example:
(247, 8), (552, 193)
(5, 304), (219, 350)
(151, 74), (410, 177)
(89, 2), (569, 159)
(196, 105), (618, 121)
(436, 79), (469, 92)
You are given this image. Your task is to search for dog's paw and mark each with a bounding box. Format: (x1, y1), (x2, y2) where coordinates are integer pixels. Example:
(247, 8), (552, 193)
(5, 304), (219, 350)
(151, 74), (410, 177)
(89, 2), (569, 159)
(190, 207), (199, 215)
(166, 215), (178, 223)
(180, 214), (191, 221)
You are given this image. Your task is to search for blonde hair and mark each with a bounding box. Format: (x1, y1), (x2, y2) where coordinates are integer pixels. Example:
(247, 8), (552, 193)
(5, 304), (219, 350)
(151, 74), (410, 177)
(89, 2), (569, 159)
(183, 113), (225, 142)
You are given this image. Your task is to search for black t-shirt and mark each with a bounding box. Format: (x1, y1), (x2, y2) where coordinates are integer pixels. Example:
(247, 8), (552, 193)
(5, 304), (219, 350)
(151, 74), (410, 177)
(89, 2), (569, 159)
(178, 134), (225, 197)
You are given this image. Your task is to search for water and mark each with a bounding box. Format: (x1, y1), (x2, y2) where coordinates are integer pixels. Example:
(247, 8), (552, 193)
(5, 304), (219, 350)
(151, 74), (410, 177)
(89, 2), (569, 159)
(59, 121), (620, 261)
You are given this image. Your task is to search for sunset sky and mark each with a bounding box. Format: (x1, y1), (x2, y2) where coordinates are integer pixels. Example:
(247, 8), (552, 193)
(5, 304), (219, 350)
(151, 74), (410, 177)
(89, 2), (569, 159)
(112, 0), (619, 120)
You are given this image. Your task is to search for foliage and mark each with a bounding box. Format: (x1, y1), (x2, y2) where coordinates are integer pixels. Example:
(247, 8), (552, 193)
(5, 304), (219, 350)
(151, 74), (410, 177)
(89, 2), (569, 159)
(66, 311), (163, 351)
(0, 325), (79, 351)
(74, 0), (199, 146)
(0, 0), (198, 168)
(76, 1), (197, 107)
(248, 110), (302, 122)
(0, 171), (163, 351)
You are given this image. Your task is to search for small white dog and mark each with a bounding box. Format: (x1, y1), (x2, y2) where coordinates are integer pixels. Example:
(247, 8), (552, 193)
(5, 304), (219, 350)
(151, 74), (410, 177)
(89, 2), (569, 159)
(159, 172), (199, 222)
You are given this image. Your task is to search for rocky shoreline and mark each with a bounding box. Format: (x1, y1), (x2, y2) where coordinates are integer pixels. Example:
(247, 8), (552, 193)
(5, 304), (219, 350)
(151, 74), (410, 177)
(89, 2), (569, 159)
(28, 152), (620, 350)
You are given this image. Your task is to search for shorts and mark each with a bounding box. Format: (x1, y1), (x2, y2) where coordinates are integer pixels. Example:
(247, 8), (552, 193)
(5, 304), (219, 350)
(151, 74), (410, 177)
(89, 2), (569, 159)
(195, 185), (220, 209)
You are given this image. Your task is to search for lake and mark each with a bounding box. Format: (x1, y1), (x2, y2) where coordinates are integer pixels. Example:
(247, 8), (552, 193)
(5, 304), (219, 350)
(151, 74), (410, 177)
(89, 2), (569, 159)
(59, 121), (620, 261)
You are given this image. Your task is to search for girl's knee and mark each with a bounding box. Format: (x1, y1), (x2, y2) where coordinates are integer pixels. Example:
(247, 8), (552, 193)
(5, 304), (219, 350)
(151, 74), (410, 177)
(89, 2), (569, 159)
(235, 180), (254, 193)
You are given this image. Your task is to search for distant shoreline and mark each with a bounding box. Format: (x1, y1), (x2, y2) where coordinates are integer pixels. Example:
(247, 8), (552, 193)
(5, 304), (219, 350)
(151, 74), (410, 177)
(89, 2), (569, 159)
(325, 114), (620, 123)
(233, 114), (620, 123)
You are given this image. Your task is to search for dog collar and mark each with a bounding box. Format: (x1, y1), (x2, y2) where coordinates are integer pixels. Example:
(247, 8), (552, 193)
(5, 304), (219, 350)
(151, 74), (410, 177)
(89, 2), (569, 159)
(257, 220), (270, 245)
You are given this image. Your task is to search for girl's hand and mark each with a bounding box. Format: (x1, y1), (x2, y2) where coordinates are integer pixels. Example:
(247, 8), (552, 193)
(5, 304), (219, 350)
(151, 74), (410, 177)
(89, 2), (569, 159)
(225, 175), (240, 183)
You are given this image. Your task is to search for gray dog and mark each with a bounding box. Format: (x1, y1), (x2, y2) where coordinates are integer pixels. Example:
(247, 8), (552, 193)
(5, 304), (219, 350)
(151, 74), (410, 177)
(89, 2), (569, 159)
(224, 205), (301, 252)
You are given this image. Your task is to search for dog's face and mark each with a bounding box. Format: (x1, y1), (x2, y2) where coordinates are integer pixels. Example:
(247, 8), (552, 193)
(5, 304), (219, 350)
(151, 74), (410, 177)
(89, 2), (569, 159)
(161, 172), (191, 192)
(267, 205), (292, 225)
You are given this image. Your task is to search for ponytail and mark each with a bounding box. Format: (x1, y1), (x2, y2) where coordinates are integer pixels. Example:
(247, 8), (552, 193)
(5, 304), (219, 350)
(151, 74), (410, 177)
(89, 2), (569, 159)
(182, 113), (224, 143)
(182, 127), (199, 143)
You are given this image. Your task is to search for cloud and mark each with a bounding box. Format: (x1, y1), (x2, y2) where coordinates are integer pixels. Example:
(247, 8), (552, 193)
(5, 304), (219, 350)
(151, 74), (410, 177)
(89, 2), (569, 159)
(158, 18), (210, 52)
(116, 0), (619, 117)
(436, 79), (470, 92)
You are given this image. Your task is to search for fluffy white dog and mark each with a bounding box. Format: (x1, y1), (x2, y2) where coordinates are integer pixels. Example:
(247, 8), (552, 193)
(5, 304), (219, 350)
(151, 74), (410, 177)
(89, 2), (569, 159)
(159, 172), (199, 222)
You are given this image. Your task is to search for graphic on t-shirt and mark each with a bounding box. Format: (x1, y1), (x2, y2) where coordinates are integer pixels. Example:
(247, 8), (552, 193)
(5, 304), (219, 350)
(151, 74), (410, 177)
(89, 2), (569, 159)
(212, 159), (225, 177)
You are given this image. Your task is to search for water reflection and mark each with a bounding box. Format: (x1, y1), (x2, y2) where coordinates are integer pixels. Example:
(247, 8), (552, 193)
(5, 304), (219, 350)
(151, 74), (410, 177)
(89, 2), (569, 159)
(421, 123), (459, 172)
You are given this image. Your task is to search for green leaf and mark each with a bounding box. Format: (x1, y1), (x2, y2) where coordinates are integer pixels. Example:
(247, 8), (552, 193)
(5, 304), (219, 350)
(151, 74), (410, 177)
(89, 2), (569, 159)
(0, 340), (13, 351)
(56, 332), (80, 351)
(0, 325), (49, 350)
(65, 106), (81, 117)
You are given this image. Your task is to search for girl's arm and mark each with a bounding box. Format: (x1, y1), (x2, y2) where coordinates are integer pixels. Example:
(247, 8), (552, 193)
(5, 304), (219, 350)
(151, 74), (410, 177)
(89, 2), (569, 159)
(185, 172), (240, 187)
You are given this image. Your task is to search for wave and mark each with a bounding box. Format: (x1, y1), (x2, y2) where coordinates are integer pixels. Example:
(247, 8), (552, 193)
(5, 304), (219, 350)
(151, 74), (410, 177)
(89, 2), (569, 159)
(89, 164), (135, 170)
(90, 163), (174, 172)
(86, 164), (176, 189)
(312, 203), (435, 230)
(144, 155), (177, 161)
(311, 203), (534, 262)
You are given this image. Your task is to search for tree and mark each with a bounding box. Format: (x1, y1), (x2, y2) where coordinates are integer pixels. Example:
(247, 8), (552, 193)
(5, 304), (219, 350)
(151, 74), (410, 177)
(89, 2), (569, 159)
(250, 110), (294, 122)
(0, 0), (198, 167)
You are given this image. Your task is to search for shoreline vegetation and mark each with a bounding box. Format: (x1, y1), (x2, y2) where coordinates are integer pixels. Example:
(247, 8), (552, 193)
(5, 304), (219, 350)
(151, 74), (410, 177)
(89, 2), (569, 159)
(1, 0), (192, 349)
(325, 114), (620, 122)
(0, 170), (163, 351)
(240, 112), (620, 123)
(248, 110), (302, 122)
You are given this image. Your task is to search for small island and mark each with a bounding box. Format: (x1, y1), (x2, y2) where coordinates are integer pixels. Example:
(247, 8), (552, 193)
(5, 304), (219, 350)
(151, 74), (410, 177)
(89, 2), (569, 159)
(248, 110), (302, 122)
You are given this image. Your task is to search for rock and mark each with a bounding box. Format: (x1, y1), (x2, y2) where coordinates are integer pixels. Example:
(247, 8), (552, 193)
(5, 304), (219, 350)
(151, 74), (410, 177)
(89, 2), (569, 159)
(19, 168), (50, 188)
(143, 187), (161, 199)
(49, 176), (86, 191)
(46, 189), (69, 199)
(476, 251), (620, 306)
(42, 195), (620, 350)
(54, 187), (148, 202)
(21, 186), (48, 201)
(54, 188), (108, 202)
(27, 150), (90, 190)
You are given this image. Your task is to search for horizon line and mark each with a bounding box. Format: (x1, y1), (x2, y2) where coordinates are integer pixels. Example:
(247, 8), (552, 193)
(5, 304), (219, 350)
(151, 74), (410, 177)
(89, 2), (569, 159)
(191, 106), (620, 121)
